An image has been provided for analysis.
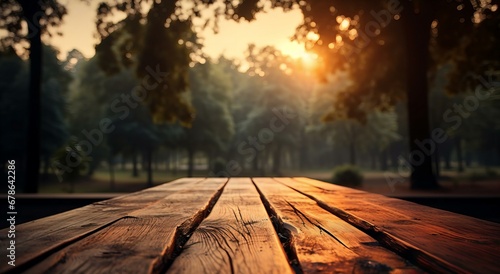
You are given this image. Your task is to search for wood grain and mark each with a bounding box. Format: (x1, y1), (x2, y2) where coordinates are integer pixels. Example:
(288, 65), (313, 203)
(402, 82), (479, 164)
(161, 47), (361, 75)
(0, 178), (206, 273)
(253, 178), (421, 273)
(277, 177), (500, 273)
(167, 178), (293, 274)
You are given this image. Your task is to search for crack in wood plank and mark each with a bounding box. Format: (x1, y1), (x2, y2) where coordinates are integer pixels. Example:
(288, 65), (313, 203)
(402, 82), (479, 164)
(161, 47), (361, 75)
(255, 178), (423, 273)
(149, 179), (229, 274)
(251, 179), (304, 274)
(167, 178), (293, 274)
(278, 177), (482, 273)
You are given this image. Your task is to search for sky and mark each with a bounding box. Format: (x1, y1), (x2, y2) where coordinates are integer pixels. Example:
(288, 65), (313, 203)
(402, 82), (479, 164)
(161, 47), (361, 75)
(47, 1), (308, 62)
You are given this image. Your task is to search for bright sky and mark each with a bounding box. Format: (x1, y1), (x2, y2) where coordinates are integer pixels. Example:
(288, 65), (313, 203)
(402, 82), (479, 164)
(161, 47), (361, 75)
(48, 1), (309, 62)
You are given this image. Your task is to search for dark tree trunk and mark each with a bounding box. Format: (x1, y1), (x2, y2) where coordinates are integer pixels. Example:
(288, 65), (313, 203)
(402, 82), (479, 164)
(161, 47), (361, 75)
(22, 1), (43, 193)
(272, 145), (282, 175)
(259, 153), (266, 176)
(187, 148), (194, 177)
(370, 150), (377, 170)
(299, 129), (307, 170)
(349, 140), (356, 165)
(443, 143), (452, 170)
(456, 137), (464, 172)
(465, 151), (472, 167)
(173, 150), (178, 175)
(252, 154), (259, 171)
(42, 155), (50, 182)
(132, 153), (139, 177)
(146, 149), (153, 187)
(109, 157), (115, 191)
(402, 6), (439, 189)
(389, 143), (399, 170)
(153, 153), (158, 171)
(142, 152), (147, 171)
(434, 145), (441, 179)
(165, 151), (171, 171)
(380, 148), (388, 171)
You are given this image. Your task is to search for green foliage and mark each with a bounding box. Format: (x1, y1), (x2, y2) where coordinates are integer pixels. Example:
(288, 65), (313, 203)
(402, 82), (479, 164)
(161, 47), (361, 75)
(182, 61), (235, 153)
(0, 0), (67, 51)
(95, 1), (201, 125)
(212, 158), (227, 177)
(52, 138), (91, 182)
(331, 165), (364, 187)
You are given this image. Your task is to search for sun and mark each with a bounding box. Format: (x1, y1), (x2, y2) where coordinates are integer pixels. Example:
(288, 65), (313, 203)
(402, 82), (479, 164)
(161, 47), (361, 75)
(277, 41), (318, 68)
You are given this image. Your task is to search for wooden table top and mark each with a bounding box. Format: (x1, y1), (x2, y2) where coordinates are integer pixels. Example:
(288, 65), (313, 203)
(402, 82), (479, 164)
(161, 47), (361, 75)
(1, 177), (499, 273)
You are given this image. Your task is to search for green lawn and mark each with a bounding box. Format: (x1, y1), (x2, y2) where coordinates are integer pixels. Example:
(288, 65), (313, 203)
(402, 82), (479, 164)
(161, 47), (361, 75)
(38, 166), (500, 196)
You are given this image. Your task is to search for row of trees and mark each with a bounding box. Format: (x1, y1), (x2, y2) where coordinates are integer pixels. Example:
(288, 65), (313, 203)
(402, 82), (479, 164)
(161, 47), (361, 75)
(1, 0), (499, 191)
(0, 41), (497, 191)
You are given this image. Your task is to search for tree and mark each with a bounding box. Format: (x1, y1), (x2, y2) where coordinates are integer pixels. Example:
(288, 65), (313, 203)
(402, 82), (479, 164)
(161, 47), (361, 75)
(1, 0), (68, 192)
(236, 45), (305, 174)
(0, 45), (70, 187)
(40, 45), (71, 180)
(94, 1), (202, 125)
(182, 61), (234, 177)
(211, 0), (499, 189)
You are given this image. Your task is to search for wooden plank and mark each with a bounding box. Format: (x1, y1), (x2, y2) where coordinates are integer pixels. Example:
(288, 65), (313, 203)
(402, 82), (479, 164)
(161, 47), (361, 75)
(277, 177), (500, 273)
(20, 178), (227, 274)
(167, 178), (293, 274)
(253, 178), (420, 273)
(0, 178), (205, 273)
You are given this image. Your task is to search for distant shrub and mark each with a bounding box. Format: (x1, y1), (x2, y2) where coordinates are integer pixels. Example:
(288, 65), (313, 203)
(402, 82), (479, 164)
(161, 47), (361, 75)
(212, 158), (227, 177)
(331, 165), (363, 187)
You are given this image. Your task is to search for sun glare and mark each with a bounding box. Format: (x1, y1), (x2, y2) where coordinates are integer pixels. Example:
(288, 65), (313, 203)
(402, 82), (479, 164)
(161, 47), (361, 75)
(278, 41), (318, 68)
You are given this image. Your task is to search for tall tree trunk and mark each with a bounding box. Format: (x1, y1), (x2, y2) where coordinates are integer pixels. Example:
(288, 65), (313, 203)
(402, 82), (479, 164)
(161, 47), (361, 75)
(402, 6), (439, 189)
(187, 148), (194, 177)
(380, 148), (388, 171)
(434, 145), (441, 179)
(443, 143), (452, 170)
(252, 154), (259, 171)
(299, 129), (307, 170)
(165, 151), (171, 172)
(121, 158), (126, 171)
(146, 149), (153, 187)
(272, 145), (282, 175)
(23, 1), (43, 193)
(142, 151), (147, 171)
(349, 140), (356, 165)
(132, 153), (139, 177)
(153, 153), (158, 171)
(42, 155), (50, 182)
(456, 137), (464, 172)
(173, 150), (178, 175)
(109, 157), (115, 191)
(370, 150), (377, 170)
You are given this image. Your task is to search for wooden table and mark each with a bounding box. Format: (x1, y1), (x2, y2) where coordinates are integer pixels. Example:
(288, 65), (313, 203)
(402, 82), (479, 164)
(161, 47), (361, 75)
(1, 177), (499, 273)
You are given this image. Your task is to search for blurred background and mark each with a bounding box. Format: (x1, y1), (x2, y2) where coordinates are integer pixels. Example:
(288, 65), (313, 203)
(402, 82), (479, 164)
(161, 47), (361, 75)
(0, 0), (499, 221)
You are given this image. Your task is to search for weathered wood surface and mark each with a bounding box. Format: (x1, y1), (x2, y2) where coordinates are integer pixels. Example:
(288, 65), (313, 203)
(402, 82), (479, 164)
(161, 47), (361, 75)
(23, 178), (227, 274)
(253, 178), (421, 273)
(277, 177), (500, 273)
(1, 177), (499, 274)
(0, 178), (206, 273)
(168, 178), (292, 274)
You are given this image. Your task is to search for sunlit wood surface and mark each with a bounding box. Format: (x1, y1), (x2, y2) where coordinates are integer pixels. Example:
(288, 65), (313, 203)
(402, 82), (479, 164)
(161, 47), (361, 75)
(1, 177), (499, 273)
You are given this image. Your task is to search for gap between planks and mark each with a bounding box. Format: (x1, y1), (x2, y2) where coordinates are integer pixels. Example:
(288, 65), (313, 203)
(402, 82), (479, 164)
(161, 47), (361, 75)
(3, 178), (222, 274)
(276, 177), (500, 273)
(253, 178), (421, 273)
(166, 178), (293, 274)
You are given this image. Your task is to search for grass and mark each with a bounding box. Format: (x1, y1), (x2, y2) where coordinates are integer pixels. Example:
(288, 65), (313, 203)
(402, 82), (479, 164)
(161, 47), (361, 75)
(37, 166), (500, 196)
